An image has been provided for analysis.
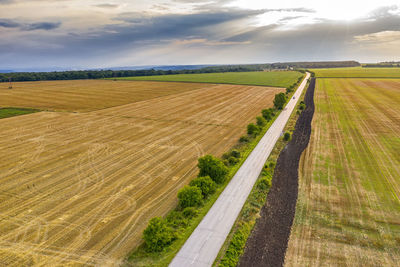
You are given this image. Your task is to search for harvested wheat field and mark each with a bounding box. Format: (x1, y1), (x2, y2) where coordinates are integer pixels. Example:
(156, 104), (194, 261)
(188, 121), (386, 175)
(0, 81), (283, 266)
(285, 79), (400, 266)
(0, 80), (206, 112)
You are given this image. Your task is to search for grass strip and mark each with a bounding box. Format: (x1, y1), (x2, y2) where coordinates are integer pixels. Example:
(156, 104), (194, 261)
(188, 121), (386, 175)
(0, 107), (40, 119)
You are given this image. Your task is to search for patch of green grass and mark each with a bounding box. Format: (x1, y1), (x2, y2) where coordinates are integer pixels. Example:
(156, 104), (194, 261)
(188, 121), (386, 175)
(0, 107), (39, 119)
(112, 71), (303, 88)
(311, 67), (400, 78)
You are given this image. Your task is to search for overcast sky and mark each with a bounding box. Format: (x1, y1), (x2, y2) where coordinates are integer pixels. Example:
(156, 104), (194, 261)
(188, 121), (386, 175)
(0, 0), (400, 69)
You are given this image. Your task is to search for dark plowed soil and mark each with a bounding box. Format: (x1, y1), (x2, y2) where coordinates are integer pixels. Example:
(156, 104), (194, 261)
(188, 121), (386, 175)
(239, 78), (316, 267)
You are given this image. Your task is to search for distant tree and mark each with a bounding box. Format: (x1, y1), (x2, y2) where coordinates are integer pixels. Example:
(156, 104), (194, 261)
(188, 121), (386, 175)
(143, 217), (175, 252)
(177, 186), (203, 208)
(190, 176), (216, 197)
(256, 116), (267, 127)
(274, 93), (287, 109)
(197, 155), (229, 184)
(247, 123), (260, 135)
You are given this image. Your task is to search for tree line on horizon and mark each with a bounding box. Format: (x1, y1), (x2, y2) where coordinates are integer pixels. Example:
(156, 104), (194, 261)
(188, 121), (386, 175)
(0, 61), (360, 82)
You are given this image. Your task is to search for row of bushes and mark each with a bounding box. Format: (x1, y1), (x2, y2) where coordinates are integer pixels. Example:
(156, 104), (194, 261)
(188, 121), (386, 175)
(140, 75), (305, 255)
(143, 155), (229, 252)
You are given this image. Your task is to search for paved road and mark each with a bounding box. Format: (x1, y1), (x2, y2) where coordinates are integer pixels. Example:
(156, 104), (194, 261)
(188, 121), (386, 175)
(169, 73), (311, 267)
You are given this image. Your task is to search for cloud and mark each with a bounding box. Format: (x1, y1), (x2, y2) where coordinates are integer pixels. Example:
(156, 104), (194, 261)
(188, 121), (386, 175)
(0, 19), (20, 28)
(354, 30), (400, 43)
(278, 16), (305, 22)
(24, 22), (61, 31)
(1, 3), (400, 68)
(94, 3), (119, 9)
(173, 38), (250, 46)
(263, 8), (315, 13)
(0, 19), (61, 31)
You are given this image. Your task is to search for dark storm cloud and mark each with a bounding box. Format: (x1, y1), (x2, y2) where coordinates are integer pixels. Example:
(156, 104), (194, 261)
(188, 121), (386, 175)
(0, 18), (61, 30)
(107, 8), (267, 41)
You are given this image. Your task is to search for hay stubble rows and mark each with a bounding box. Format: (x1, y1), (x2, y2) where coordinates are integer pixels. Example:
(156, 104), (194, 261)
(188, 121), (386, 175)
(0, 81), (283, 266)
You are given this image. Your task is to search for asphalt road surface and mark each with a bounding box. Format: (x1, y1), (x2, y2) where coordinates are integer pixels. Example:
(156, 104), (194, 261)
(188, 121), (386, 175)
(169, 73), (311, 267)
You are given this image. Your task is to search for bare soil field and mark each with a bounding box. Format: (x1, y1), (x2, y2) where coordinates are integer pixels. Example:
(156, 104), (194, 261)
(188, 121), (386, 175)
(0, 82), (283, 266)
(285, 78), (400, 266)
(0, 80), (206, 112)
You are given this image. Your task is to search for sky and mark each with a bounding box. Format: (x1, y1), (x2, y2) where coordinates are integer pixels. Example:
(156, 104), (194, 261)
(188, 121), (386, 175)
(0, 0), (400, 70)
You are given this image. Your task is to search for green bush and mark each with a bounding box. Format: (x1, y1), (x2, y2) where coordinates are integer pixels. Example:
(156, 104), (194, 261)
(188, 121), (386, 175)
(177, 186), (203, 208)
(198, 155), (229, 184)
(222, 152), (230, 159)
(247, 123), (260, 135)
(257, 177), (272, 191)
(182, 207), (198, 218)
(269, 162), (275, 169)
(274, 92), (287, 109)
(261, 109), (272, 121)
(166, 211), (188, 228)
(190, 176), (216, 197)
(239, 135), (249, 143)
(231, 149), (241, 158)
(256, 116), (267, 127)
(228, 156), (239, 166)
(143, 217), (175, 252)
(284, 132), (291, 141)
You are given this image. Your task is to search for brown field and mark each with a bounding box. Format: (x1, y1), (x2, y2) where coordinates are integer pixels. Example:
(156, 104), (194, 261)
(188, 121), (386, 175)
(0, 80), (206, 112)
(0, 81), (283, 266)
(285, 79), (400, 266)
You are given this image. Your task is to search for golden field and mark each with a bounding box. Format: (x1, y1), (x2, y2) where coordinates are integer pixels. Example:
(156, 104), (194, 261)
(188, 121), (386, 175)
(0, 80), (283, 266)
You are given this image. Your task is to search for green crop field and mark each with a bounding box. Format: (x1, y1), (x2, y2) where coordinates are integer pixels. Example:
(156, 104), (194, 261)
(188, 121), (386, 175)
(0, 107), (39, 119)
(285, 78), (400, 266)
(113, 71), (303, 88)
(311, 67), (400, 78)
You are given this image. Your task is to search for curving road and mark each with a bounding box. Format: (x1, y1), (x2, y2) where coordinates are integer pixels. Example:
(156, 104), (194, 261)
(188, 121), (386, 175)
(169, 73), (311, 267)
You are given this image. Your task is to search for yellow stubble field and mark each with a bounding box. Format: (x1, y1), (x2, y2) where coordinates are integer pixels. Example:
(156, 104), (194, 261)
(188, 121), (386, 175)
(0, 80), (283, 266)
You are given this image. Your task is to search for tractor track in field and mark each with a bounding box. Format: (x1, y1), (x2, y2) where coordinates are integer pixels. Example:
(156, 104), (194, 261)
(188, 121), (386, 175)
(239, 78), (315, 267)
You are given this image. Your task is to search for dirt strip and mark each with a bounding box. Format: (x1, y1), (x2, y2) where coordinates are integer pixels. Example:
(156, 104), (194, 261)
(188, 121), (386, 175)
(239, 78), (316, 267)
